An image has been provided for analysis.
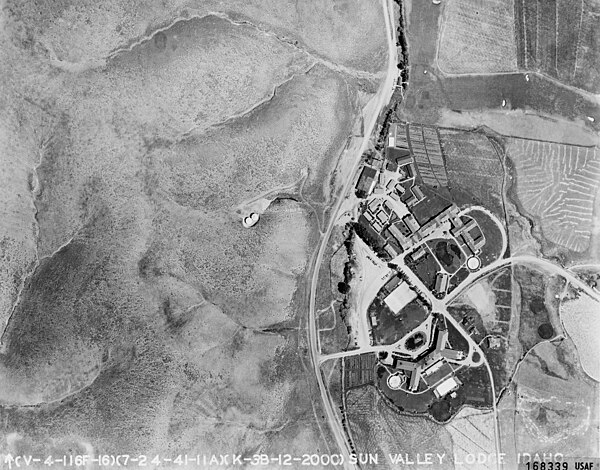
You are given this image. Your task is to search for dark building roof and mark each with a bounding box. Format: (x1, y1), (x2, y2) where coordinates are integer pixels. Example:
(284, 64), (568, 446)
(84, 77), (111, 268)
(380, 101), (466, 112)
(386, 146), (413, 166)
(383, 276), (401, 294)
(356, 166), (377, 194)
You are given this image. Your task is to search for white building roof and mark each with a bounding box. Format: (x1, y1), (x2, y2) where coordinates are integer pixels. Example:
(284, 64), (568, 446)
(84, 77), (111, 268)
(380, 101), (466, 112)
(434, 376), (459, 398)
(384, 281), (417, 314)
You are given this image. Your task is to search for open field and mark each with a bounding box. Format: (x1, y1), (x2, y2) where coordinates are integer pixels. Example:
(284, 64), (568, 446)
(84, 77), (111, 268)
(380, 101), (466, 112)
(441, 129), (505, 218)
(401, 0), (600, 129)
(498, 338), (600, 467)
(0, 0), (380, 459)
(514, 0), (600, 92)
(5, 0), (388, 73)
(406, 247), (441, 292)
(507, 138), (600, 254)
(446, 408), (496, 470)
(346, 386), (455, 469)
(510, 339), (599, 460)
(560, 293), (600, 381)
(370, 297), (429, 346)
(438, 0), (517, 74)
(427, 239), (464, 274)
(448, 266), (530, 395)
(467, 209), (506, 266)
(401, 71), (600, 131)
(439, 109), (600, 147)
(514, 265), (563, 351)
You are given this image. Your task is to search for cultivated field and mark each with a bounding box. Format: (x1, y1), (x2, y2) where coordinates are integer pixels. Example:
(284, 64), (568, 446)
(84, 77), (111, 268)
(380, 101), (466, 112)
(346, 386), (455, 468)
(408, 124), (448, 188)
(437, 0), (517, 74)
(510, 339), (599, 458)
(573, 0), (600, 92)
(507, 138), (600, 253)
(441, 129), (505, 217)
(514, 0), (600, 92)
(446, 408), (496, 469)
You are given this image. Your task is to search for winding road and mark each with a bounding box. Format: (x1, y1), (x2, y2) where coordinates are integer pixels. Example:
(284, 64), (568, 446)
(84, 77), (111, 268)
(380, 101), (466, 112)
(308, 0), (600, 467)
(306, 0), (398, 467)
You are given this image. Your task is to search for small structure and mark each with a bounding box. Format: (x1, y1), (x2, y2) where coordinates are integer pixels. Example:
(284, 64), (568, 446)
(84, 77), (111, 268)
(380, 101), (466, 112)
(466, 256), (481, 271)
(422, 359), (444, 377)
(441, 349), (464, 361)
(387, 373), (405, 390)
(434, 272), (449, 294)
(433, 376), (461, 398)
(409, 366), (422, 392)
(243, 212), (260, 228)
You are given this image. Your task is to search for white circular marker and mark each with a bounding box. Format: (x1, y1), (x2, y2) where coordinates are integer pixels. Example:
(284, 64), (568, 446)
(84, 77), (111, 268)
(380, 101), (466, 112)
(387, 373), (403, 390)
(251, 212), (259, 222)
(466, 256), (481, 271)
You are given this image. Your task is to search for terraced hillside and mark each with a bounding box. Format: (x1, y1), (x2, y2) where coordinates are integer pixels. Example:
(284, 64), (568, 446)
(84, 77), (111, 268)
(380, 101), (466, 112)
(507, 139), (600, 253)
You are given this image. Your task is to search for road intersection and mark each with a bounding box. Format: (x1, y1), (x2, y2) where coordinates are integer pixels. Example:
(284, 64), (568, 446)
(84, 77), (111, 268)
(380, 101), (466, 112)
(308, 0), (600, 467)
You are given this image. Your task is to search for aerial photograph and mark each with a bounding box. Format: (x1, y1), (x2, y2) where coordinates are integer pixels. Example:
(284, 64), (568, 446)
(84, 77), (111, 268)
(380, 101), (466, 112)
(0, 0), (598, 469)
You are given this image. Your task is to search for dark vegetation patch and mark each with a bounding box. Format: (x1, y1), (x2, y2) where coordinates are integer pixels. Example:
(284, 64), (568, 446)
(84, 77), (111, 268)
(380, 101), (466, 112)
(410, 185), (453, 225)
(448, 267), (469, 295)
(514, 0), (600, 93)
(153, 31), (167, 51)
(405, 247), (441, 292)
(538, 323), (555, 340)
(353, 218), (389, 261)
(370, 297), (429, 345)
(446, 304), (486, 344)
(446, 321), (470, 355)
(467, 210), (506, 265)
(428, 239), (464, 273)
(440, 129), (506, 219)
(514, 265), (559, 350)
(405, 331), (427, 350)
(377, 367), (435, 414)
(319, 227), (355, 354)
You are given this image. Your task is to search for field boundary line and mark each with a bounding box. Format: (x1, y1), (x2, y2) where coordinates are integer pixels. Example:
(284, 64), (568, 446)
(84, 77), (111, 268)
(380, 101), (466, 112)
(555, 0), (559, 74)
(572, 0), (585, 81)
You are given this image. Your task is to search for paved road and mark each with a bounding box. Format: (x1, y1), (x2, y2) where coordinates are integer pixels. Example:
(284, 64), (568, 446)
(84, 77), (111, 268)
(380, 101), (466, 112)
(315, 244), (599, 469)
(306, 0), (397, 466)
(309, 0), (600, 464)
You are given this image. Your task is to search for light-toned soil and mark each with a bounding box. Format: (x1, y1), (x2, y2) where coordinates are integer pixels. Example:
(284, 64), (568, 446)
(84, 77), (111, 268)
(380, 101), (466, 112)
(560, 293), (600, 381)
(6, 0), (387, 73)
(0, 0), (387, 460)
(446, 407), (496, 469)
(346, 386), (455, 469)
(509, 339), (599, 459)
(507, 138), (600, 253)
(439, 109), (600, 147)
